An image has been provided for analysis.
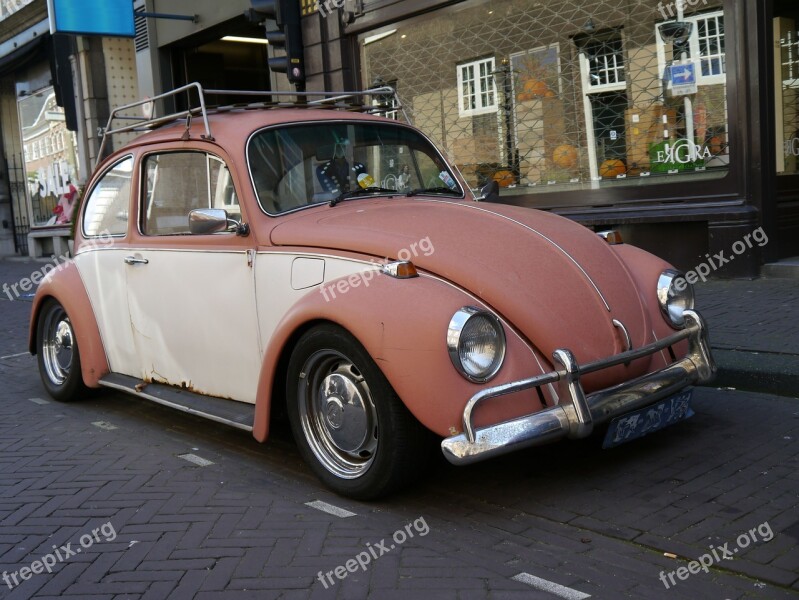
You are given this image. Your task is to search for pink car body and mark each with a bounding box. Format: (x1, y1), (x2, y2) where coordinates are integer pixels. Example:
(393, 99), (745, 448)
(29, 87), (715, 499)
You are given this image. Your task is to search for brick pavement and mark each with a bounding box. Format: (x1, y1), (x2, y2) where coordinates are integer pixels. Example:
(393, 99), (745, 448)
(695, 278), (799, 355)
(695, 278), (799, 396)
(0, 257), (798, 599)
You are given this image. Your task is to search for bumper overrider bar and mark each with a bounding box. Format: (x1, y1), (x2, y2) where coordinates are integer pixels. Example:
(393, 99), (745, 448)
(441, 310), (716, 465)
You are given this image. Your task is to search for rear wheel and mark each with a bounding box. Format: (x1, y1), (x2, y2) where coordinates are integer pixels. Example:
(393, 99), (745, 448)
(36, 299), (86, 401)
(286, 324), (428, 499)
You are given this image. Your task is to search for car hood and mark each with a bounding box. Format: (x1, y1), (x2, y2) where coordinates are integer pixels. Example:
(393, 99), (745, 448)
(270, 198), (655, 380)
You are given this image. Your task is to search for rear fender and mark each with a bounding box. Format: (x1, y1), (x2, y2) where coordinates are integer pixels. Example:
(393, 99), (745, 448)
(253, 272), (548, 442)
(29, 261), (109, 387)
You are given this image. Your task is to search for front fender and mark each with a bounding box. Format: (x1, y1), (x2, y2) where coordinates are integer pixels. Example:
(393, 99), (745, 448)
(611, 243), (689, 364)
(29, 261), (109, 387)
(253, 272), (549, 442)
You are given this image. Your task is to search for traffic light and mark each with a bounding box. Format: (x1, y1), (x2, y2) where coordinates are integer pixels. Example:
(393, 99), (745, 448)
(247, 0), (305, 89)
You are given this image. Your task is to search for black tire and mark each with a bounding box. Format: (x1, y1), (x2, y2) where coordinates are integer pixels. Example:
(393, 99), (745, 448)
(286, 324), (429, 500)
(36, 299), (87, 402)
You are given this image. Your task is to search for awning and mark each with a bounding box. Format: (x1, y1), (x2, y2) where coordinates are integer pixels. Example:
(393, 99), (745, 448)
(0, 33), (48, 78)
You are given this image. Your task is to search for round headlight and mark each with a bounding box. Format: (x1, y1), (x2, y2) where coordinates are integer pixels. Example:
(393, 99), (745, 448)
(657, 269), (695, 328)
(447, 307), (506, 382)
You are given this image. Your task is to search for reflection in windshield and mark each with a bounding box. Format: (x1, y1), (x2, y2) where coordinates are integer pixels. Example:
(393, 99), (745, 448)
(248, 122), (463, 214)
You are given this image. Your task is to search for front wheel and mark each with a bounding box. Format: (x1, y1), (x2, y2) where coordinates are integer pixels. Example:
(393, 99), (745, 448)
(286, 324), (429, 499)
(36, 299), (86, 401)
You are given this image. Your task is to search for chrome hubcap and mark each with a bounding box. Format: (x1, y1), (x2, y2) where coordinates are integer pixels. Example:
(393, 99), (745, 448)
(42, 308), (74, 386)
(298, 350), (378, 479)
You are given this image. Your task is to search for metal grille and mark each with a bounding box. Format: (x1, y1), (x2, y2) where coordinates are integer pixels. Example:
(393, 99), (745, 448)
(134, 8), (149, 53)
(360, 0), (729, 197)
(7, 154), (29, 255)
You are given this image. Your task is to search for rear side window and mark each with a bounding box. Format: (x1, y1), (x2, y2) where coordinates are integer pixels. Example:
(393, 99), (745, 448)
(82, 157), (133, 237)
(142, 152), (239, 235)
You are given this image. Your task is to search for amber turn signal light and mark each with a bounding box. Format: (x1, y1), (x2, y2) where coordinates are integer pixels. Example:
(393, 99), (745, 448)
(597, 230), (624, 245)
(381, 260), (418, 279)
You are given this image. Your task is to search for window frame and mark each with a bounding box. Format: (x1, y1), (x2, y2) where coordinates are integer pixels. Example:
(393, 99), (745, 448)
(581, 36), (627, 93)
(457, 57), (498, 117)
(139, 150), (240, 237)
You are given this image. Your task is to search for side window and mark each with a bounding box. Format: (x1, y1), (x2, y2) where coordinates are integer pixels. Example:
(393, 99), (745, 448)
(143, 152), (227, 236)
(82, 157), (133, 237)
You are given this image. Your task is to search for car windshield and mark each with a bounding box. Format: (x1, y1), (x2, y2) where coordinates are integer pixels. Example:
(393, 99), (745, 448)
(248, 121), (463, 214)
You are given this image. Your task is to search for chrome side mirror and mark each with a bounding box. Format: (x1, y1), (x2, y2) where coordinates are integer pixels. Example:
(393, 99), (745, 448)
(189, 208), (249, 236)
(478, 180), (500, 203)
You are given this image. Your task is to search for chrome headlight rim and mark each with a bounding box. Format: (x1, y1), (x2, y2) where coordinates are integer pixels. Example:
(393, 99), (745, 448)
(657, 269), (695, 329)
(447, 307), (507, 383)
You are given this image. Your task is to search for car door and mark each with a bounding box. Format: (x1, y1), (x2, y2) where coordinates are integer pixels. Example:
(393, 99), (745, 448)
(125, 149), (262, 403)
(74, 155), (140, 376)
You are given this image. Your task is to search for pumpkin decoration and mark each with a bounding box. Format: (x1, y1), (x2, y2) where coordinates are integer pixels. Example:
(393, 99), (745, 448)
(492, 169), (516, 187)
(517, 78), (549, 101)
(599, 158), (627, 178)
(708, 136), (725, 155)
(552, 144), (578, 169)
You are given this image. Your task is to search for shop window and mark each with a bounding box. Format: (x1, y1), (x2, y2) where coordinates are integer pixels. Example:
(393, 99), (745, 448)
(17, 88), (81, 227)
(358, 0), (731, 200)
(457, 58), (497, 117)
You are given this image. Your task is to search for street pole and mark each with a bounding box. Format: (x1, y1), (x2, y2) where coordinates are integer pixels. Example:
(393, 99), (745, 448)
(676, 0), (695, 161)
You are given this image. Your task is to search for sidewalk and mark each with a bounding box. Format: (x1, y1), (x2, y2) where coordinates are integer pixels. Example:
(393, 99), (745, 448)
(695, 277), (799, 398)
(2, 257), (798, 398)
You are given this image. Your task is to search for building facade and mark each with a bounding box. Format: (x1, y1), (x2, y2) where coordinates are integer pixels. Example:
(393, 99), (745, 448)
(0, 0), (139, 257)
(0, 0), (796, 279)
(309, 0), (799, 277)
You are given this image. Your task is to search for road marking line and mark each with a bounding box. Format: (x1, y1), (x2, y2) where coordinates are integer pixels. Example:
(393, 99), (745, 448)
(92, 421), (118, 431)
(305, 500), (356, 518)
(178, 453), (214, 467)
(1, 352), (29, 359)
(28, 397), (50, 405)
(512, 573), (591, 599)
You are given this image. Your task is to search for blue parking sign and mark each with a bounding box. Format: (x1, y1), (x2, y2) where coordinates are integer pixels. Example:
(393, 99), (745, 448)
(669, 62), (697, 95)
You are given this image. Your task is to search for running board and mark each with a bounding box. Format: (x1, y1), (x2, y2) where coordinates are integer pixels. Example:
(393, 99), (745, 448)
(98, 373), (255, 432)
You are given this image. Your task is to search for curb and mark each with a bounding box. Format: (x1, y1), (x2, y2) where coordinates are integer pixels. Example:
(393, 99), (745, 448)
(703, 348), (799, 399)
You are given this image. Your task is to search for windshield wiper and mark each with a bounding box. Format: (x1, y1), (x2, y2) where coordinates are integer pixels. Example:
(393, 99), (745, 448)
(406, 187), (461, 197)
(330, 186), (398, 207)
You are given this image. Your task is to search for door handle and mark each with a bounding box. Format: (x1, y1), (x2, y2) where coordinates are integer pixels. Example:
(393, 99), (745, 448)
(124, 256), (149, 265)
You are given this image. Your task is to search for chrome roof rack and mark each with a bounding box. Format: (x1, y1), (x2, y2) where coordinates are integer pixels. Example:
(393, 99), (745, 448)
(96, 82), (408, 167)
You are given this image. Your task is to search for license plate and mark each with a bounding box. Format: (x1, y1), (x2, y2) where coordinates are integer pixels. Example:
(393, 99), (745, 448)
(602, 389), (694, 449)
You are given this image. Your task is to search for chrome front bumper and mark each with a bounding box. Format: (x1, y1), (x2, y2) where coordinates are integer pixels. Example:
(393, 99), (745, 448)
(441, 310), (716, 465)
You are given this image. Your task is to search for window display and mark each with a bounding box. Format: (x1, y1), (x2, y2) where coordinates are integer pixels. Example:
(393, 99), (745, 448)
(359, 0), (729, 199)
(18, 87), (81, 227)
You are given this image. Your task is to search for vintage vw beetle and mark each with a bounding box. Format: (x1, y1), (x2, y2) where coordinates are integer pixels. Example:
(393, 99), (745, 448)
(29, 85), (715, 499)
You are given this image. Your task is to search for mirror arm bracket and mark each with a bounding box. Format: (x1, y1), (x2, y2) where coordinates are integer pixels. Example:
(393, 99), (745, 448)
(229, 220), (250, 236)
